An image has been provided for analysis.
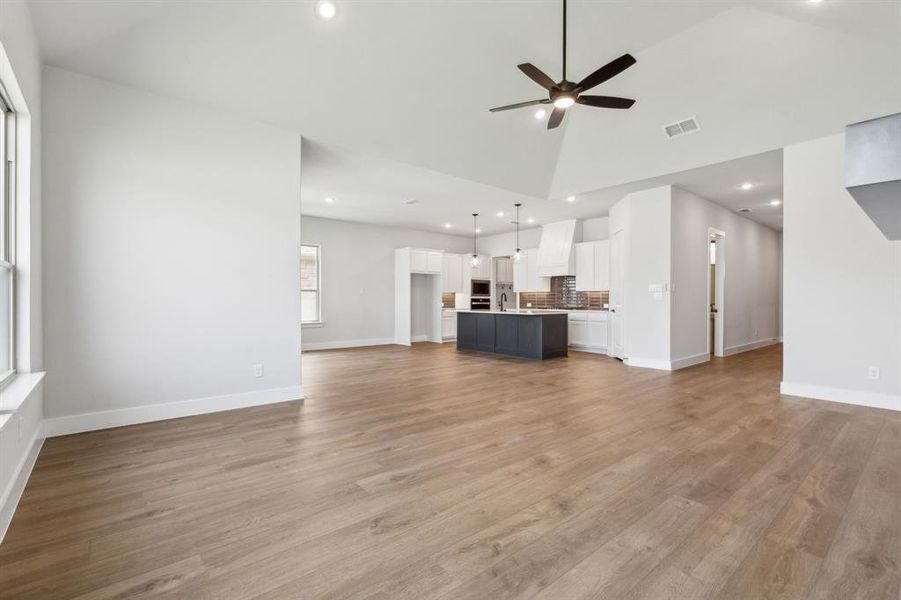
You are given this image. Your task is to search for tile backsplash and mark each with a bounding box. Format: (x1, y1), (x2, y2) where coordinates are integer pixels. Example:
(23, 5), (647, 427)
(519, 276), (608, 310)
(441, 292), (456, 308)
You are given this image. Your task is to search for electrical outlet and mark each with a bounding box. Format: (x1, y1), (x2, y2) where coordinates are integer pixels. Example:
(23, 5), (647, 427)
(868, 366), (880, 380)
(253, 363), (264, 378)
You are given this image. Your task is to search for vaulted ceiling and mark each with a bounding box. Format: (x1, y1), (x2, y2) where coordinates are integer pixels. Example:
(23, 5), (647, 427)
(25, 0), (901, 227)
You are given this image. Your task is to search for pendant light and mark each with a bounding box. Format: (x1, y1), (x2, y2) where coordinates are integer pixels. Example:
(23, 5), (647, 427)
(470, 213), (481, 267)
(513, 203), (523, 262)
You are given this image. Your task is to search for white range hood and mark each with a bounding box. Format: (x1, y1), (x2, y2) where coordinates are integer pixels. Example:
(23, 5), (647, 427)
(536, 219), (579, 277)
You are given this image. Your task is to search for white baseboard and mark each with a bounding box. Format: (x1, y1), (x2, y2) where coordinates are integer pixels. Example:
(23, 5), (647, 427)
(780, 381), (900, 412)
(44, 385), (304, 438)
(670, 352), (711, 370)
(626, 352), (711, 371)
(411, 335), (428, 343)
(0, 430), (43, 543)
(302, 338), (394, 351)
(723, 338), (780, 357)
(569, 345), (609, 355)
(625, 357), (673, 371)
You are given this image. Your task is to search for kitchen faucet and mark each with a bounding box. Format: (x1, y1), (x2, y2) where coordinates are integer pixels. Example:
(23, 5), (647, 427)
(499, 292), (508, 311)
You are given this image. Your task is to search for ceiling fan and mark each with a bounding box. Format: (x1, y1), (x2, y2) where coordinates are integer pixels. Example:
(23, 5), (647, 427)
(489, 0), (637, 130)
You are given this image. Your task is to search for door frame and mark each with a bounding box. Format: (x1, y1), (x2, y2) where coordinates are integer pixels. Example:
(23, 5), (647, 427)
(707, 227), (726, 357)
(609, 226), (626, 359)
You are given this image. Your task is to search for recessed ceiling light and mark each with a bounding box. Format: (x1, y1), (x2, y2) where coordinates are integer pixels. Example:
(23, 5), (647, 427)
(443, 223), (452, 228)
(475, 228), (482, 233)
(769, 199), (782, 206)
(534, 109), (547, 119)
(808, 0), (823, 3)
(527, 218), (535, 224)
(740, 182), (754, 190)
(404, 198), (419, 205)
(566, 195), (576, 203)
(315, 0), (337, 20)
(324, 196), (334, 203)
(497, 211), (504, 217)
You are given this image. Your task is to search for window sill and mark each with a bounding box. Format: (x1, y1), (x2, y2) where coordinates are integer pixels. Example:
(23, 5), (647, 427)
(302, 321), (325, 329)
(0, 372), (46, 413)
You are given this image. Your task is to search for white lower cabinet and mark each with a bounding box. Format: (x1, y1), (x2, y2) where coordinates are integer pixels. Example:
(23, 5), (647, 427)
(569, 318), (587, 346)
(442, 313), (457, 340)
(568, 311), (608, 352)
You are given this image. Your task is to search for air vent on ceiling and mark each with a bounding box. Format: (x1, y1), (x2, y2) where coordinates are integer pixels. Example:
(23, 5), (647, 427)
(737, 208), (753, 214)
(663, 117), (700, 139)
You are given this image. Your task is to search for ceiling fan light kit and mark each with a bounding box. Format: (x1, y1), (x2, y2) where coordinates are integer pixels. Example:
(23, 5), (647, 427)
(489, 0), (637, 129)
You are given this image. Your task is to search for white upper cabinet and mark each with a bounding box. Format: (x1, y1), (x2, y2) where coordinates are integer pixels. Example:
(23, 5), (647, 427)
(513, 253), (527, 291)
(594, 241), (610, 291)
(574, 242), (596, 291)
(411, 248), (442, 274)
(573, 240), (611, 291)
(496, 258), (513, 284)
(442, 253), (464, 293)
(513, 249), (551, 293)
(470, 254), (490, 280)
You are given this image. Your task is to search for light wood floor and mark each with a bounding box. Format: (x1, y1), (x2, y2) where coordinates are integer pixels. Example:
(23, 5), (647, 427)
(1, 344), (899, 599)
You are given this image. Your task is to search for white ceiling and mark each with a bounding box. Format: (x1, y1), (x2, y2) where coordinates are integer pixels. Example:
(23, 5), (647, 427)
(24, 0), (898, 228)
(303, 138), (783, 234)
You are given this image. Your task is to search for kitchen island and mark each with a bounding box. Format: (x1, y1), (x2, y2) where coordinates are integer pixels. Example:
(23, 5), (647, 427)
(456, 310), (568, 360)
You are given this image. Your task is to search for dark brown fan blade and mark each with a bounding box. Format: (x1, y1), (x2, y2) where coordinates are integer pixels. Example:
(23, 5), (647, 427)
(577, 95), (636, 109)
(575, 53), (636, 93)
(517, 63), (556, 91)
(489, 99), (550, 112)
(547, 107), (566, 129)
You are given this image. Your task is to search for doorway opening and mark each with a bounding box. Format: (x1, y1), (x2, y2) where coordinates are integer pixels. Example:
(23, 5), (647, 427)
(708, 228), (725, 357)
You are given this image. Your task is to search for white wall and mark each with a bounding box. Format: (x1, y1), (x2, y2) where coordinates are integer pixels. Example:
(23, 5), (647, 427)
(301, 216), (470, 348)
(0, 0), (42, 372)
(42, 68), (303, 429)
(0, 0), (44, 541)
(671, 187), (782, 361)
(477, 216), (610, 259)
(621, 186), (672, 367)
(477, 227), (542, 258)
(581, 216), (610, 242)
(782, 134), (901, 410)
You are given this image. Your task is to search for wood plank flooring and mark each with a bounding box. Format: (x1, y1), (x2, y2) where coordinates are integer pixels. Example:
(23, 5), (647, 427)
(1, 343), (899, 599)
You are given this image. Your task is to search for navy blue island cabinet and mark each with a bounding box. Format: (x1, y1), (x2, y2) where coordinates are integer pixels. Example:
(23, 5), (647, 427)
(456, 311), (568, 360)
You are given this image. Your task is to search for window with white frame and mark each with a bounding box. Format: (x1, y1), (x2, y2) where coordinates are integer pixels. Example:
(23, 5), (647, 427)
(0, 90), (15, 385)
(300, 244), (321, 324)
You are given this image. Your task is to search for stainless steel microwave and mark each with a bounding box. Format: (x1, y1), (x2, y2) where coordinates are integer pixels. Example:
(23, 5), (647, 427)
(471, 280), (490, 296)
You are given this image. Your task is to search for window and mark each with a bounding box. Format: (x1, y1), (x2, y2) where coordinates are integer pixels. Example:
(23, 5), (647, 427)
(0, 90), (15, 385)
(300, 244), (321, 324)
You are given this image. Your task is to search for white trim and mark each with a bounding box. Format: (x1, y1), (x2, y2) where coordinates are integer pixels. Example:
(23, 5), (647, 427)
(0, 371), (44, 412)
(625, 357), (673, 371)
(626, 352), (711, 371)
(0, 427), (42, 543)
(302, 338), (395, 351)
(780, 381), (900, 412)
(569, 345), (609, 355)
(411, 334), (428, 343)
(723, 338), (779, 357)
(670, 352), (711, 370)
(44, 385), (304, 437)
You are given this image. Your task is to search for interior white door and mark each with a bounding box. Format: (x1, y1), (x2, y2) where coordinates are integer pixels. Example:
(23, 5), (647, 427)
(610, 229), (625, 358)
